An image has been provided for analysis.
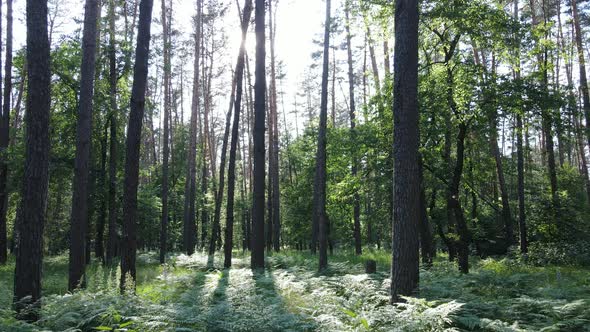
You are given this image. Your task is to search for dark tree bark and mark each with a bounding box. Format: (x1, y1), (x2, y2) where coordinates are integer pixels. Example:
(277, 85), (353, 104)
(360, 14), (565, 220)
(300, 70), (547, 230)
(266, 94), (274, 252)
(225, 0), (253, 268)
(450, 123), (470, 274)
(513, 0), (527, 254)
(345, 0), (361, 255)
(69, 0), (100, 291)
(95, 125), (107, 262)
(159, 0), (171, 264)
(314, 0), (331, 272)
(13, 0), (51, 320)
(0, 0), (13, 265)
(251, 0), (266, 269)
(183, 0), (202, 255)
(269, 0), (280, 252)
(106, 0), (118, 265)
(390, 0), (420, 302)
(120, 0), (154, 292)
(438, 32), (461, 262)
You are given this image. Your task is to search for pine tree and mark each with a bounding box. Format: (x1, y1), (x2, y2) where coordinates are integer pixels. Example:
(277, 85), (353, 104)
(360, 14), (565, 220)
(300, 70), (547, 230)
(120, 0), (154, 292)
(391, 0), (420, 301)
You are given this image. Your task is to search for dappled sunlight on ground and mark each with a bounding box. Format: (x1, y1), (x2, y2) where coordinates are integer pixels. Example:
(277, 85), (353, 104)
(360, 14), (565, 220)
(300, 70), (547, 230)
(1, 251), (589, 331)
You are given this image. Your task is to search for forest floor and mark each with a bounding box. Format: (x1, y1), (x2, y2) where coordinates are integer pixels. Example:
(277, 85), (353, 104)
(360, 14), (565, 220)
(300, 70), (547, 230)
(1, 250), (589, 331)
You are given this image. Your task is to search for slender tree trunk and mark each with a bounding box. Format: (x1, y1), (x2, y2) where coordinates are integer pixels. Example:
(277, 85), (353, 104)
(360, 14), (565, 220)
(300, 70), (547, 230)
(266, 92), (273, 252)
(513, 0), (527, 253)
(210, 71), (237, 255)
(314, 0), (331, 272)
(474, 50), (514, 247)
(106, 0), (118, 265)
(365, 23), (380, 93)
(69, 0), (100, 291)
(391, 0), (420, 301)
(269, 0), (281, 252)
(418, 157), (434, 266)
(571, 0), (590, 154)
(531, 0), (558, 208)
(203, 32), (221, 252)
(200, 150), (208, 249)
(95, 125), (107, 262)
(489, 114), (514, 247)
(444, 67), (458, 261)
(159, 0), (171, 264)
(13, 0), (51, 319)
(331, 46), (336, 126)
(183, 0), (202, 255)
(225, 0), (253, 268)
(120, 0), (154, 292)
(383, 39), (391, 78)
(475, 47), (514, 247)
(451, 123), (470, 274)
(516, 114), (528, 253)
(0, 0), (13, 265)
(345, 1), (361, 255)
(251, 0), (266, 269)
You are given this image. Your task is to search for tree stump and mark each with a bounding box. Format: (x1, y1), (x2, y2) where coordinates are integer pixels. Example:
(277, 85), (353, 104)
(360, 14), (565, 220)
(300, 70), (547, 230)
(365, 259), (377, 274)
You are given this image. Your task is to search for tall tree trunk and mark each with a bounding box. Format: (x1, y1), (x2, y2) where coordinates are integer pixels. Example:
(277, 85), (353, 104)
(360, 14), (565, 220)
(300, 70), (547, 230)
(444, 66), (458, 262)
(437, 32), (461, 262)
(106, 0), (118, 265)
(474, 48), (514, 248)
(159, 0), (171, 264)
(266, 92), (273, 252)
(383, 39), (391, 78)
(211, 72), (236, 254)
(269, 0), (281, 252)
(210, 71), (237, 255)
(450, 123), (470, 274)
(200, 148), (208, 249)
(183, 0), (202, 255)
(345, 1), (361, 255)
(418, 157), (434, 265)
(571, 0), (590, 154)
(531, 0), (558, 208)
(314, 0), (331, 272)
(13, 0), (51, 319)
(489, 114), (514, 247)
(251, 0), (266, 269)
(331, 46), (336, 126)
(203, 31), (221, 252)
(391, 0), (420, 301)
(69, 0), (100, 291)
(225, 0), (253, 268)
(364, 23), (380, 92)
(0, 0), (13, 265)
(120, 0), (154, 292)
(95, 125), (107, 262)
(514, 0), (527, 253)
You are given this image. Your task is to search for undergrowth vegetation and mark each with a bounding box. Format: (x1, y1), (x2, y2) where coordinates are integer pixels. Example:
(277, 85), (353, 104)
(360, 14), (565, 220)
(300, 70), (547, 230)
(1, 251), (589, 331)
